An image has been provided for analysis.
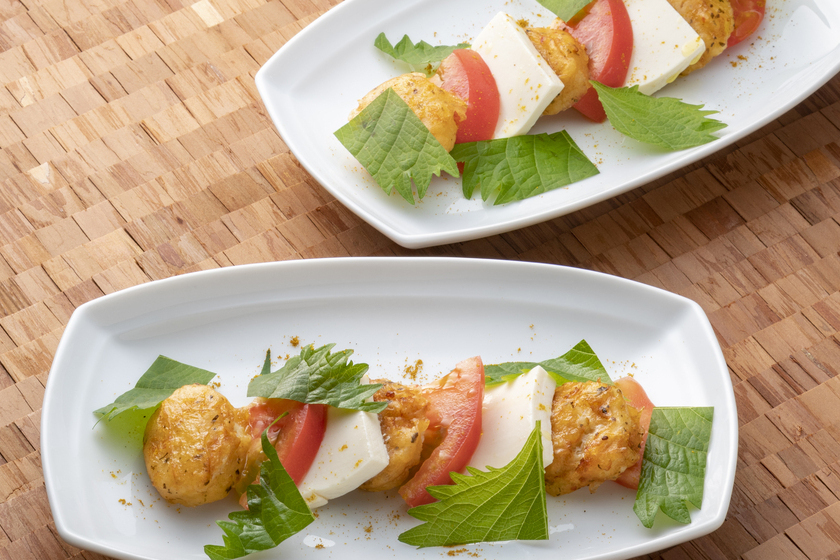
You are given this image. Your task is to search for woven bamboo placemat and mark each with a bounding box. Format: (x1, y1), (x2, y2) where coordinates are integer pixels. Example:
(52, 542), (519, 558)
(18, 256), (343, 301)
(0, 0), (839, 557)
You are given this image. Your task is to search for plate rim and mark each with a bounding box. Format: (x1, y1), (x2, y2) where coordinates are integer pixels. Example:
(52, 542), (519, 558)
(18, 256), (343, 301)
(42, 257), (738, 560)
(254, 0), (840, 248)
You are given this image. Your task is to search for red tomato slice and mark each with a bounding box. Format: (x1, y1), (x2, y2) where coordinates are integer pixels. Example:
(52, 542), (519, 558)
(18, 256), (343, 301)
(613, 377), (654, 489)
(438, 49), (500, 143)
(398, 357), (485, 507)
(566, 0), (633, 123)
(248, 398), (326, 485)
(728, 0), (766, 46)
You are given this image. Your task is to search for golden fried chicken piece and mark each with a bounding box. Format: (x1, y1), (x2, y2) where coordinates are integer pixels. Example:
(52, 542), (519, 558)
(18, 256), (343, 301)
(143, 384), (251, 507)
(350, 73), (467, 152)
(526, 26), (590, 115)
(544, 381), (643, 496)
(360, 380), (430, 491)
(667, 0), (734, 75)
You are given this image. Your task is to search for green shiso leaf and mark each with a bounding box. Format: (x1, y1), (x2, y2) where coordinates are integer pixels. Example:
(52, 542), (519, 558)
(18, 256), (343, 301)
(94, 356), (216, 421)
(335, 87), (459, 204)
(247, 344), (387, 413)
(398, 423), (548, 547)
(484, 339), (612, 387)
(633, 407), (714, 528)
(204, 427), (315, 559)
(592, 81), (727, 150)
(451, 131), (599, 205)
(534, 0), (593, 20)
(374, 33), (469, 76)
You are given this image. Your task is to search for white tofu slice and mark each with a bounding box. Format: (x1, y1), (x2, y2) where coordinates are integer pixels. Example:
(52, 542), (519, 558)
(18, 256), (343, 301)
(472, 12), (564, 138)
(297, 406), (389, 509)
(468, 365), (556, 471)
(624, 0), (706, 95)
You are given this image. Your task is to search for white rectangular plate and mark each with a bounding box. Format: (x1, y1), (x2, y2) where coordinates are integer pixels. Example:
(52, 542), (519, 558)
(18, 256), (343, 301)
(43, 258), (737, 560)
(255, 0), (840, 248)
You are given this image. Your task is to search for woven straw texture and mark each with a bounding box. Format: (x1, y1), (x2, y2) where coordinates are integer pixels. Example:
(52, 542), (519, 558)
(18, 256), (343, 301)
(0, 0), (839, 557)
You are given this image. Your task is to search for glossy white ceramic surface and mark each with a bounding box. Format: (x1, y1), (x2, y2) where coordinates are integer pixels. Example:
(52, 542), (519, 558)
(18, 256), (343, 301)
(255, 0), (840, 248)
(43, 258), (737, 560)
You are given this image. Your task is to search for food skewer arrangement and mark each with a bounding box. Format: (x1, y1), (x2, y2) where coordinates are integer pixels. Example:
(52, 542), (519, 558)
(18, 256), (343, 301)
(334, 0), (765, 204)
(96, 340), (714, 559)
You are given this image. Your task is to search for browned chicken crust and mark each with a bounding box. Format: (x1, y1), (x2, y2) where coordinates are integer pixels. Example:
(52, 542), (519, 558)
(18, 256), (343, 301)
(143, 384), (251, 507)
(350, 73), (467, 152)
(360, 380), (430, 491)
(544, 381), (643, 496)
(526, 26), (591, 115)
(667, 0), (734, 75)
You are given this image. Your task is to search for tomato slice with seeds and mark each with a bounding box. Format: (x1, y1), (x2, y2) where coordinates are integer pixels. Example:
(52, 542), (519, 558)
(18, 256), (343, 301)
(566, 0), (633, 123)
(613, 377), (654, 490)
(398, 356), (485, 507)
(438, 49), (500, 143)
(728, 0), (766, 46)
